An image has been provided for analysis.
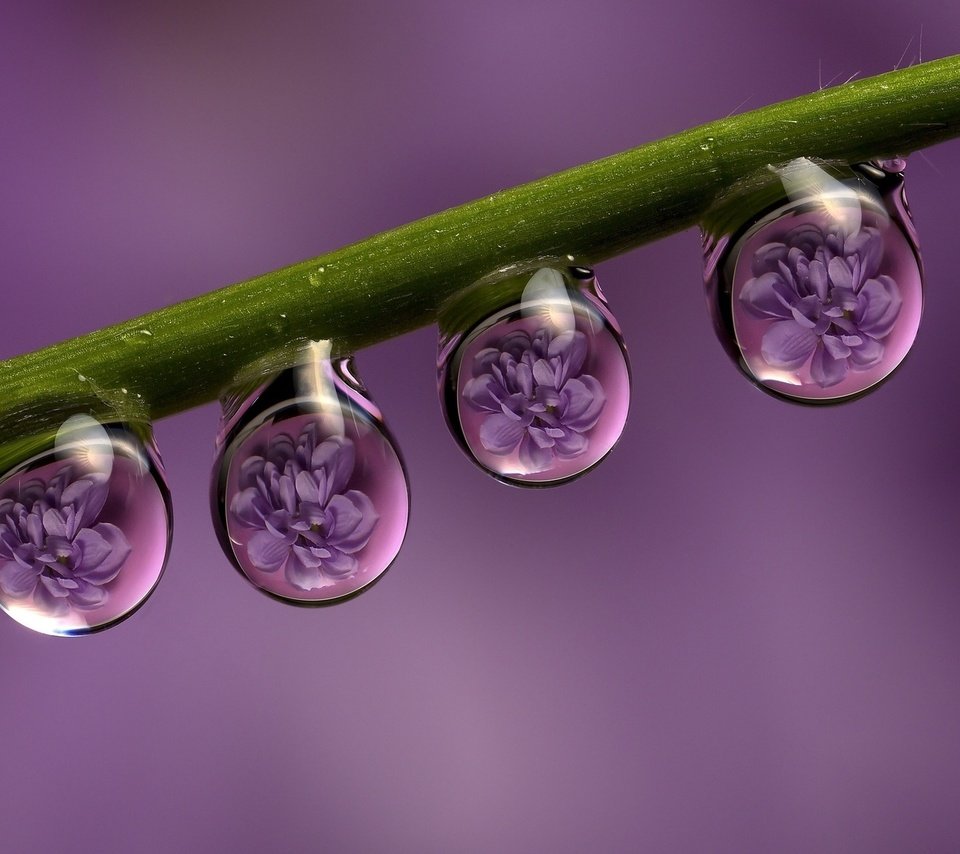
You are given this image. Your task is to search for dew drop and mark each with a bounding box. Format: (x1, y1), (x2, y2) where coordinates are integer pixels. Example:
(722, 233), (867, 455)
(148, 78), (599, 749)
(437, 266), (631, 486)
(211, 342), (409, 604)
(701, 157), (923, 404)
(0, 417), (172, 636)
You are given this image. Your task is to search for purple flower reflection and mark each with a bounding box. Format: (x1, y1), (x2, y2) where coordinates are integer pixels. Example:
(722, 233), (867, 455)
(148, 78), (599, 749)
(0, 467), (131, 615)
(462, 327), (606, 472)
(230, 424), (378, 591)
(740, 222), (902, 387)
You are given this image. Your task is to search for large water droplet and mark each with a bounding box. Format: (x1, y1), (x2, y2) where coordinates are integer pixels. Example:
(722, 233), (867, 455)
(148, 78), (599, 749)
(0, 416), (172, 636)
(702, 158), (923, 403)
(211, 342), (409, 604)
(438, 266), (630, 486)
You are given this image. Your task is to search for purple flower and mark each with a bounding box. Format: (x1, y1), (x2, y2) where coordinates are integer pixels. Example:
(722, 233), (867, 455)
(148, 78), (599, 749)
(740, 221), (902, 387)
(462, 327), (606, 472)
(230, 424), (378, 590)
(0, 467), (131, 615)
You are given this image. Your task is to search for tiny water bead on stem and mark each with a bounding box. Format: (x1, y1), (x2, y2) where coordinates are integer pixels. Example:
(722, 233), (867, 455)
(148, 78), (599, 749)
(0, 416), (172, 636)
(438, 267), (631, 486)
(211, 342), (410, 605)
(702, 158), (923, 404)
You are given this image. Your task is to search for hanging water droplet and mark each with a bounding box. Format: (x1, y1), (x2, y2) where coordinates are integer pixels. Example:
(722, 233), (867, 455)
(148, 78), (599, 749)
(0, 415), (172, 636)
(702, 157), (923, 403)
(211, 341), (409, 604)
(437, 266), (630, 486)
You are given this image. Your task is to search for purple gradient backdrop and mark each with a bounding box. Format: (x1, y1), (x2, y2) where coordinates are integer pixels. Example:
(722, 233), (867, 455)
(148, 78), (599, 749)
(2, 2), (959, 852)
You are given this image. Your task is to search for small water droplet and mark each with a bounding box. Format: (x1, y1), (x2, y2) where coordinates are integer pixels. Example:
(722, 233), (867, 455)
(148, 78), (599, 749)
(211, 343), (409, 604)
(701, 157), (923, 403)
(0, 418), (171, 636)
(437, 267), (630, 486)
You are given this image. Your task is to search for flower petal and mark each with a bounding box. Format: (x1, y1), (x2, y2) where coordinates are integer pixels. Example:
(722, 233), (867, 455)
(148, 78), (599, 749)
(26, 513), (44, 547)
(324, 493), (362, 537)
(808, 259), (829, 300)
(230, 487), (270, 528)
(532, 358), (557, 389)
(479, 413), (526, 455)
(328, 491), (378, 554)
(313, 437), (356, 497)
(740, 273), (794, 319)
(285, 552), (324, 591)
(292, 543), (324, 568)
(789, 295), (821, 329)
(0, 560), (39, 597)
(75, 524), (131, 585)
(554, 430), (589, 458)
(848, 336), (884, 370)
(279, 474), (297, 515)
(295, 470), (320, 505)
(855, 275), (902, 339)
(751, 241), (788, 273)
(828, 256), (854, 290)
(68, 579), (108, 609)
(515, 361), (534, 399)
(239, 455), (266, 487)
(560, 376), (606, 433)
(462, 374), (504, 412)
(810, 345), (849, 388)
(42, 508), (67, 538)
(246, 531), (290, 572)
(548, 330), (588, 383)
(760, 321), (818, 370)
(527, 426), (556, 450)
(67, 476), (110, 529)
(846, 226), (883, 280)
(318, 548), (358, 579)
(40, 574), (72, 599)
(518, 433), (554, 472)
(33, 582), (70, 616)
(821, 334), (851, 360)
(499, 393), (530, 421)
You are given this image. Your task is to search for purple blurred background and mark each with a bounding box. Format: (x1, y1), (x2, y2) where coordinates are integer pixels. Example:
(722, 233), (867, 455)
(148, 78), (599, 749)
(2, 2), (959, 851)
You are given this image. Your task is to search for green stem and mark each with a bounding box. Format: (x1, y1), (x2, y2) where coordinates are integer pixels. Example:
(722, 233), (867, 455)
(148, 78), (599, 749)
(3, 56), (960, 456)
